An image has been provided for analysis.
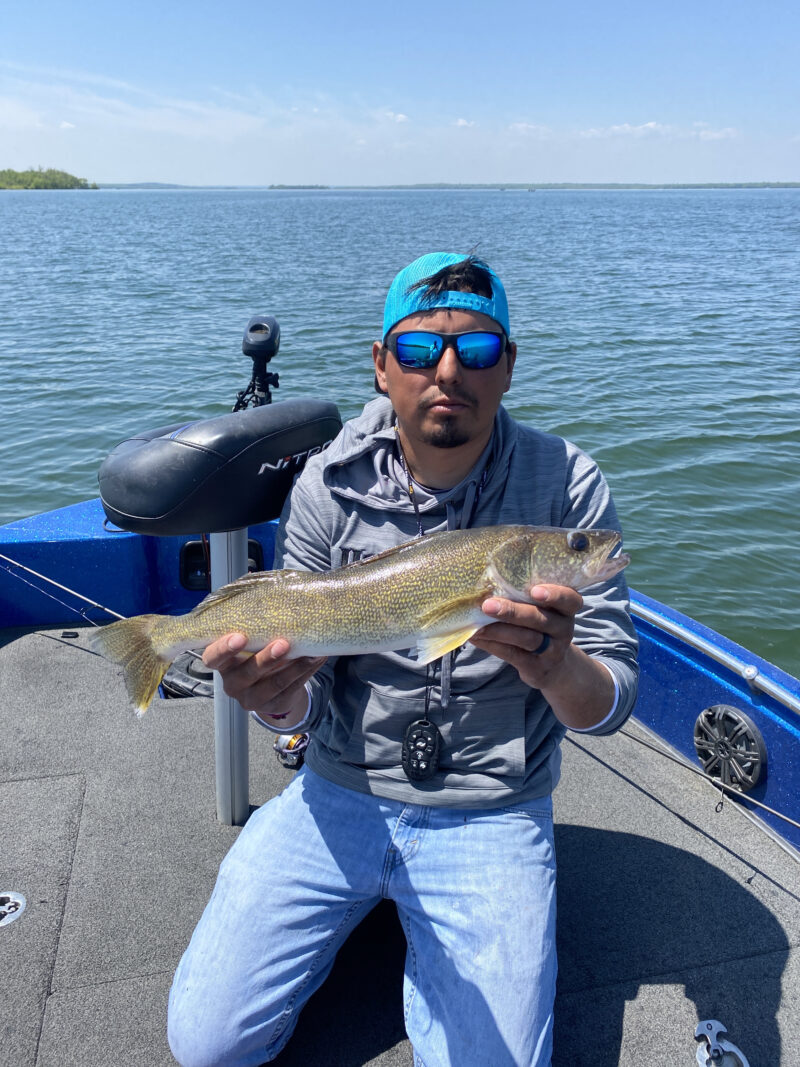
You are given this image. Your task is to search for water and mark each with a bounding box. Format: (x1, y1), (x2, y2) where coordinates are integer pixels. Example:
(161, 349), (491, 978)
(1, 188), (798, 676)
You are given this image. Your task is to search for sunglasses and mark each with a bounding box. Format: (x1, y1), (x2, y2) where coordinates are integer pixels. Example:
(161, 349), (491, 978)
(385, 330), (506, 370)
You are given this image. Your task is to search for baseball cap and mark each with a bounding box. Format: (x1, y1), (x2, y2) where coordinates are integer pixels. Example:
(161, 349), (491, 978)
(382, 253), (510, 340)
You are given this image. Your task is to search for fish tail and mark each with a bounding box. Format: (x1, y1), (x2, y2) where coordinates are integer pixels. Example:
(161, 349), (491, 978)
(90, 615), (171, 715)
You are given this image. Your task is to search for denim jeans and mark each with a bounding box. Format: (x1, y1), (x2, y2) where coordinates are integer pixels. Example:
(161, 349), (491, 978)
(168, 766), (556, 1067)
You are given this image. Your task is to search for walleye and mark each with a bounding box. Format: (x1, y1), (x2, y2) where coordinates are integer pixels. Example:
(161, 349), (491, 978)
(92, 524), (629, 714)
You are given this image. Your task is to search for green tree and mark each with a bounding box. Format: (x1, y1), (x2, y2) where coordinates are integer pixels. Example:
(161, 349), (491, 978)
(0, 167), (97, 190)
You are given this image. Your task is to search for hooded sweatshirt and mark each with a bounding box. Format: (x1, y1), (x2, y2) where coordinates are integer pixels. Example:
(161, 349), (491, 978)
(274, 396), (638, 808)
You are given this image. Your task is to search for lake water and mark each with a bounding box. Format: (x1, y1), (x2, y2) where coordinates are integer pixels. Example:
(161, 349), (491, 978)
(1, 187), (798, 676)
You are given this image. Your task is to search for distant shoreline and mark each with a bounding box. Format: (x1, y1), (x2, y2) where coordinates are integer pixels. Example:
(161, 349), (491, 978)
(92, 181), (800, 191)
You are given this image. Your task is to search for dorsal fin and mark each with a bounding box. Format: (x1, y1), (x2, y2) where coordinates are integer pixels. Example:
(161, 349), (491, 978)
(340, 530), (453, 569)
(192, 569), (305, 615)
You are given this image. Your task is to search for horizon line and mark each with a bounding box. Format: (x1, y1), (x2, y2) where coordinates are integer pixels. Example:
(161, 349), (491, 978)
(91, 180), (800, 191)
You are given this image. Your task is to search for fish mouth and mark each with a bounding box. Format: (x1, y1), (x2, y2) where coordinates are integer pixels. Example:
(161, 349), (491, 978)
(589, 537), (630, 584)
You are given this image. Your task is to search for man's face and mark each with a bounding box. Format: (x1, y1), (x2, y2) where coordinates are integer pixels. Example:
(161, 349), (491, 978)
(373, 308), (516, 453)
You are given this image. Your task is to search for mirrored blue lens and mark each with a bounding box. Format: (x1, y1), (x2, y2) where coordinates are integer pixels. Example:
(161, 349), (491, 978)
(394, 332), (443, 367)
(456, 333), (503, 367)
(393, 332), (503, 369)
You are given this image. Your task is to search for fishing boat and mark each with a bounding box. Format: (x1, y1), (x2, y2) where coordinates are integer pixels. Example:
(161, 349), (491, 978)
(1, 324), (798, 1067)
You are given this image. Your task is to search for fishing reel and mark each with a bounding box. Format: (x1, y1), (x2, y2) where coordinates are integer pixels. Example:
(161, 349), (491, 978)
(233, 314), (281, 409)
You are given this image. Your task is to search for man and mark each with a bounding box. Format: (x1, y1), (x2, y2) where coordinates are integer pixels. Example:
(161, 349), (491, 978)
(168, 253), (638, 1067)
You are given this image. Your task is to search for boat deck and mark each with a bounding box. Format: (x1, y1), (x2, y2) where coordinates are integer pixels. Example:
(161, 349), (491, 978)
(2, 626), (799, 1066)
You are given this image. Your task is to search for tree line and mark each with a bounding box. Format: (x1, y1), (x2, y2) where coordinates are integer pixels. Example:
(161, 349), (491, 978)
(0, 167), (98, 189)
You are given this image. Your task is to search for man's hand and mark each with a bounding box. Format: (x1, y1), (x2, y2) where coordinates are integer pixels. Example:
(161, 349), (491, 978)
(469, 584), (581, 689)
(469, 584), (616, 730)
(203, 633), (326, 728)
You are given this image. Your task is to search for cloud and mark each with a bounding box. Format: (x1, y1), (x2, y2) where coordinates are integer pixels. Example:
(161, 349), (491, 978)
(374, 109), (409, 124)
(692, 122), (738, 141)
(0, 96), (44, 130)
(0, 68), (276, 141)
(580, 121), (672, 139)
(508, 122), (551, 138)
(0, 59), (754, 184)
(580, 120), (739, 141)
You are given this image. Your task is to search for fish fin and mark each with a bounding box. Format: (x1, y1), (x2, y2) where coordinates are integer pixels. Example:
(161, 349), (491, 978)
(193, 569), (302, 615)
(419, 592), (487, 629)
(415, 625), (482, 665)
(340, 530), (454, 569)
(90, 615), (171, 715)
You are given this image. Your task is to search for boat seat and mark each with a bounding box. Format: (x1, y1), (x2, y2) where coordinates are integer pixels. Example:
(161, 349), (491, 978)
(98, 399), (342, 536)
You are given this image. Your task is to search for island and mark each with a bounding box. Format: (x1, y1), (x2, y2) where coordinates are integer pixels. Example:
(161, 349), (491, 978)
(0, 167), (98, 190)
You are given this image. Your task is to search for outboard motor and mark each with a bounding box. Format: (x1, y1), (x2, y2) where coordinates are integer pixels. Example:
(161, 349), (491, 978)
(98, 316), (343, 826)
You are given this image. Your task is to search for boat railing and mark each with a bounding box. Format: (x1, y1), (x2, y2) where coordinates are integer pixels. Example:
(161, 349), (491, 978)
(630, 595), (800, 718)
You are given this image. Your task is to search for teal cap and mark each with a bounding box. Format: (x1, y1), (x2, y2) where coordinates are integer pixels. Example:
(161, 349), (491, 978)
(382, 252), (510, 340)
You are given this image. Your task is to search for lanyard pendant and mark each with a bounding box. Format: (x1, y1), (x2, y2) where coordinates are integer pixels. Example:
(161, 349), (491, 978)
(402, 719), (442, 781)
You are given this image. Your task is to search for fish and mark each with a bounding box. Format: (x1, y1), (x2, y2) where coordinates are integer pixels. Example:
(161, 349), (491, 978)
(91, 524), (629, 714)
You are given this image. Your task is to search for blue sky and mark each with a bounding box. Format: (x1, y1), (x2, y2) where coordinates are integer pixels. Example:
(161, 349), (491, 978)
(1, 0), (797, 184)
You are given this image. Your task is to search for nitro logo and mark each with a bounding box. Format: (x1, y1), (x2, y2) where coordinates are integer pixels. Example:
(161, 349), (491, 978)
(257, 439), (333, 475)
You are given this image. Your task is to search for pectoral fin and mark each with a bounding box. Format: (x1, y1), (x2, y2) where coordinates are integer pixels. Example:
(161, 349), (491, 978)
(419, 591), (487, 629)
(415, 625), (482, 665)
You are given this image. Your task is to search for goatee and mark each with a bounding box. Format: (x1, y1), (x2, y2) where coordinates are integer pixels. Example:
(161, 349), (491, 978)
(422, 420), (472, 449)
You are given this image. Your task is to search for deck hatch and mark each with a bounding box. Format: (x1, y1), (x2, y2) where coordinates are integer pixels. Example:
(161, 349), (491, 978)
(0, 891), (26, 927)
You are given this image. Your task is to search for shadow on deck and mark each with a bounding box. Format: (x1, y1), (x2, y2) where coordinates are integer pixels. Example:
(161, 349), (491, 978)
(2, 628), (798, 1066)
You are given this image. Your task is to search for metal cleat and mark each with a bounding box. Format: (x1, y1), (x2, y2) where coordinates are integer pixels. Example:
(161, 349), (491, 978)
(695, 1020), (751, 1067)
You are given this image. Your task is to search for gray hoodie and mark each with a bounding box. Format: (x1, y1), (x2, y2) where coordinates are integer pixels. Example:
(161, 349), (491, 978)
(274, 396), (638, 808)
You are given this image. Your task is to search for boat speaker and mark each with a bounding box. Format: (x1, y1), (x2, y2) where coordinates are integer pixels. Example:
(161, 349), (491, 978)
(693, 704), (767, 792)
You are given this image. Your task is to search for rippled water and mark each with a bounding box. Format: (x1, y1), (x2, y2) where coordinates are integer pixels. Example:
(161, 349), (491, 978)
(1, 188), (798, 675)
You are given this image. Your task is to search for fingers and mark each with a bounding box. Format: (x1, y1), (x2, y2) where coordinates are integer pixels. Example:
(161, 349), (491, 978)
(202, 633), (326, 716)
(234, 656), (327, 717)
(203, 633), (287, 672)
(469, 585), (583, 684)
(477, 586), (581, 645)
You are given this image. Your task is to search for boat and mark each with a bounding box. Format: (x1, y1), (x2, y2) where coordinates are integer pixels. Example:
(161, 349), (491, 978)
(2, 324), (798, 1067)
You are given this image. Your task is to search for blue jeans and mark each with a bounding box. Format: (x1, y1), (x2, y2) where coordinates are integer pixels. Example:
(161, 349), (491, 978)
(168, 767), (557, 1067)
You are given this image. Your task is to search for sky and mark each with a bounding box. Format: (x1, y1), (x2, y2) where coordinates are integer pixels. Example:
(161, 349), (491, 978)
(1, 0), (798, 186)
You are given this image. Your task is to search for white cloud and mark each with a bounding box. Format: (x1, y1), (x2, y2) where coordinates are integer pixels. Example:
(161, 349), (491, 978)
(580, 120), (739, 141)
(0, 59), (759, 184)
(580, 121), (672, 139)
(508, 122), (551, 138)
(693, 122), (738, 140)
(369, 109), (410, 124)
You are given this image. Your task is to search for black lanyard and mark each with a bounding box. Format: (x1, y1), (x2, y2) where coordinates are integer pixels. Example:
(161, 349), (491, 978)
(393, 425), (492, 782)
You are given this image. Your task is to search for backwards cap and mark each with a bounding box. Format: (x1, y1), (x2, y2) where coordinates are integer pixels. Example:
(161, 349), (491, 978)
(382, 252), (510, 340)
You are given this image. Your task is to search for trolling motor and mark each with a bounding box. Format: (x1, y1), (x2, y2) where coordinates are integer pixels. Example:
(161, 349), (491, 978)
(233, 314), (281, 409)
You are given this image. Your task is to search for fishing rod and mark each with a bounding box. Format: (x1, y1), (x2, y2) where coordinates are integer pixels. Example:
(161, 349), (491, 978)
(0, 550), (125, 624)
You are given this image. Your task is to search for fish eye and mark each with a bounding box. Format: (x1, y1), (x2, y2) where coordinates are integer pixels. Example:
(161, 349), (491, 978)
(568, 531), (589, 552)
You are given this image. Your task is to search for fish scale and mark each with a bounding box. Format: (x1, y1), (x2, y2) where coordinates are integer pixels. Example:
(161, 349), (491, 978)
(92, 524), (629, 714)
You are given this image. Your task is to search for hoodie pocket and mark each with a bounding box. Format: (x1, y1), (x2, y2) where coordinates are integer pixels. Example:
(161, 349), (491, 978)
(339, 687), (527, 783)
(441, 690), (527, 781)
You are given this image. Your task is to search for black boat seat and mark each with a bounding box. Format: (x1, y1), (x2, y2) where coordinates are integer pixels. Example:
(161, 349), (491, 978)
(99, 399), (342, 536)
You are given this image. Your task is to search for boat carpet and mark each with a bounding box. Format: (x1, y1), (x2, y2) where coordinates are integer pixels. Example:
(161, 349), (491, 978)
(1, 627), (798, 1066)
